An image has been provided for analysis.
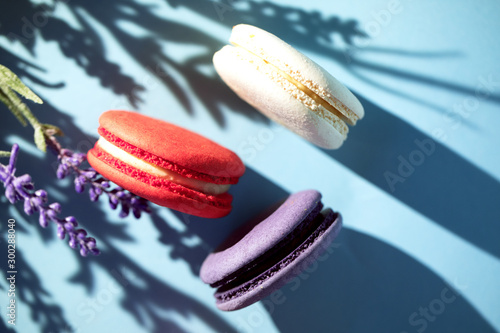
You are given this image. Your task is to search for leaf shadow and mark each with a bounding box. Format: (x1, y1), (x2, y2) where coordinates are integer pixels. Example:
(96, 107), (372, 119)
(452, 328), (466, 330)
(174, 0), (500, 116)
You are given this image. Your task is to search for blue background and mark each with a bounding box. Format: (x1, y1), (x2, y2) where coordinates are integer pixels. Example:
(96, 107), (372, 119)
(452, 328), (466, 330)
(1, 0), (499, 332)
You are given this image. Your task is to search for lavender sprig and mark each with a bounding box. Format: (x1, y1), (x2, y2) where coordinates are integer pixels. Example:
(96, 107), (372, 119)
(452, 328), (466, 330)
(46, 136), (150, 218)
(1, 64), (149, 218)
(1, 144), (100, 256)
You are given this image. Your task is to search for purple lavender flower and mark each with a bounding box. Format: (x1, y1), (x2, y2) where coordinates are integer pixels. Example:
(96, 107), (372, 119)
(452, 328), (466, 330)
(1, 144), (100, 257)
(46, 136), (150, 218)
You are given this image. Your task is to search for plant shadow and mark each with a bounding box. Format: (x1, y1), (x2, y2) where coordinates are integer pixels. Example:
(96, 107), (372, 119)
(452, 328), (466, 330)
(173, 0), (500, 108)
(3, 0), (477, 129)
(0, 0), (269, 126)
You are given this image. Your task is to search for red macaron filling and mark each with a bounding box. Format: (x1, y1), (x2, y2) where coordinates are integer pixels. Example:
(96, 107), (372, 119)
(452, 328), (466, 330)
(90, 144), (233, 209)
(99, 127), (240, 185)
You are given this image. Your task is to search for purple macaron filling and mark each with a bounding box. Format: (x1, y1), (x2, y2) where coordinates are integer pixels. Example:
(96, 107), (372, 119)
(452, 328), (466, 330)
(210, 200), (323, 289)
(213, 204), (337, 303)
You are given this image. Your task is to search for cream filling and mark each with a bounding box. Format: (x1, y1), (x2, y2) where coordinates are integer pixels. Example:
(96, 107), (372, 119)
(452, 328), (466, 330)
(97, 137), (230, 195)
(232, 42), (353, 126)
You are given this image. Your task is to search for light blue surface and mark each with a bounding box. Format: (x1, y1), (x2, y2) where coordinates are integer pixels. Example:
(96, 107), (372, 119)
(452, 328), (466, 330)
(1, 0), (499, 332)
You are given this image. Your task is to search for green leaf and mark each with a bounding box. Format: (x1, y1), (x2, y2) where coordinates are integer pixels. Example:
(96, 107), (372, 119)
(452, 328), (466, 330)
(0, 86), (28, 126)
(1, 75), (43, 128)
(0, 65), (43, 104)
(34, 126), (47, 152)
(0, 64), (61, 153)
(0, 150), (12, 158)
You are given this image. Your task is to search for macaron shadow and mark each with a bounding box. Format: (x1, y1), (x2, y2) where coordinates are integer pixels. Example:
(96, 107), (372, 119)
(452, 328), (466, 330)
(326, 93), (500, 259)
(265, 228), (497, 333)
(165, 166), (496, 332)
(168, 166), (289, 274)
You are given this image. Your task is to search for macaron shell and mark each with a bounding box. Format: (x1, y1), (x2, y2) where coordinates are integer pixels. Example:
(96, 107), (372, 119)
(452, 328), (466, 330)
(215, 211), (342, 311)
(99, 111), (245, 179)
(214, 47), (345, 149)
(87, 147), (232, 218)
(200, 190), (323, 285)
(230, 24), (364, 123)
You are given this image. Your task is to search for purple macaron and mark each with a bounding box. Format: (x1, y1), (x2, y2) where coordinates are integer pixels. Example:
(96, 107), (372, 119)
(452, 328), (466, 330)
(200, 189), (342, 311)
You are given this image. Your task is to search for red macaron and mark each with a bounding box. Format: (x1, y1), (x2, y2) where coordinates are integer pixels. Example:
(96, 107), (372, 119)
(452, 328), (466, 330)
(87, 110), (245, 218)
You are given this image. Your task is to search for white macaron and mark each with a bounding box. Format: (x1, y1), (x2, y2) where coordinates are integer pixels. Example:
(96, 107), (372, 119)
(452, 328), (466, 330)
(214, 24), (364, 149)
